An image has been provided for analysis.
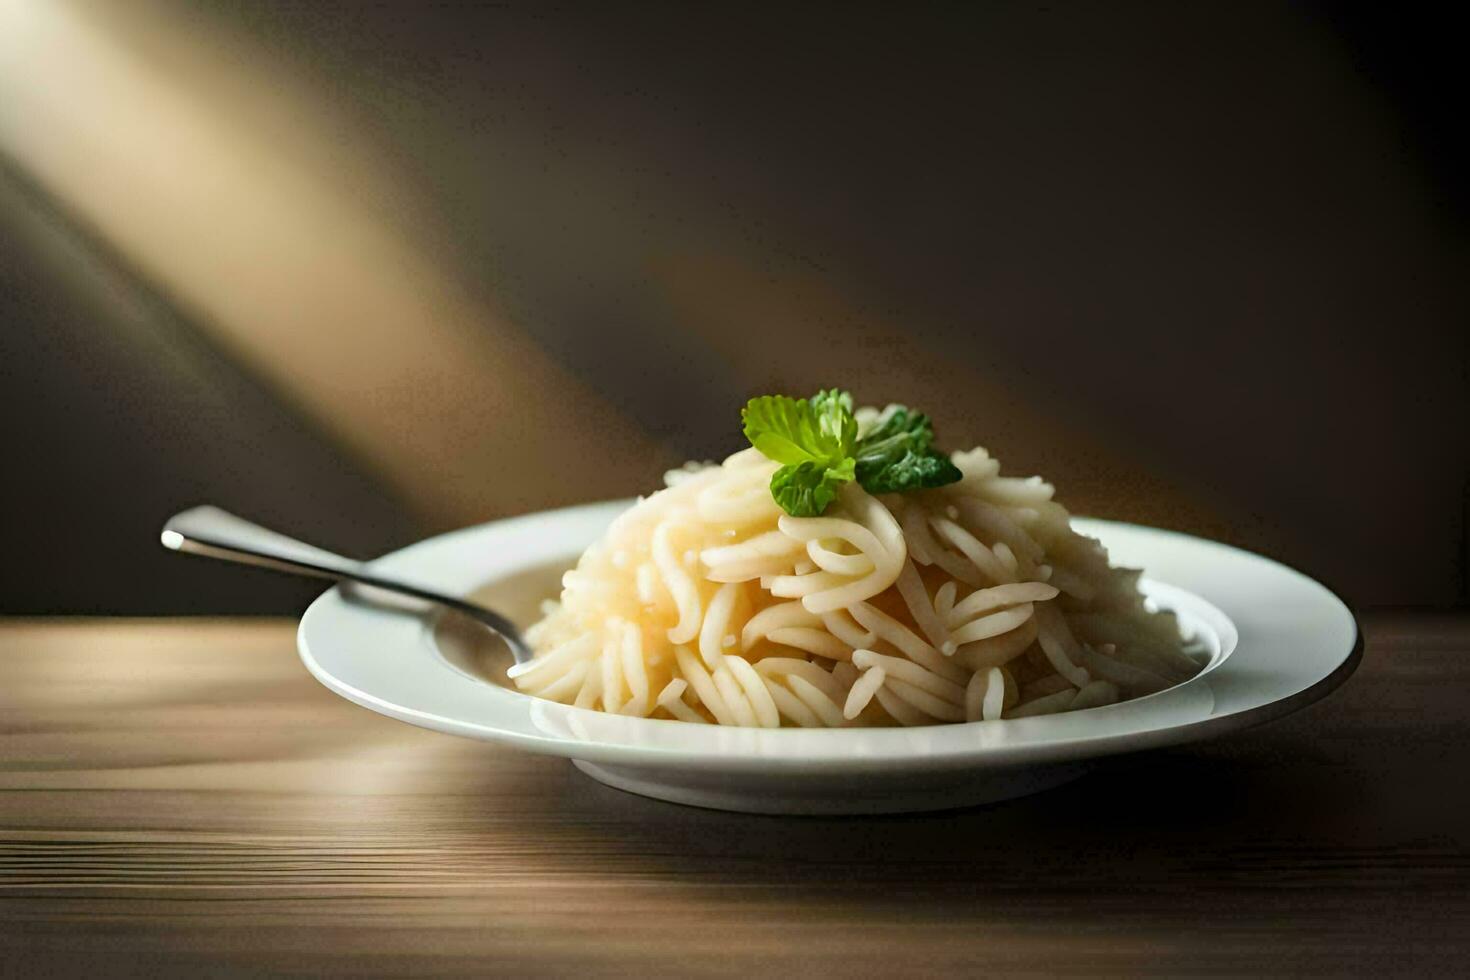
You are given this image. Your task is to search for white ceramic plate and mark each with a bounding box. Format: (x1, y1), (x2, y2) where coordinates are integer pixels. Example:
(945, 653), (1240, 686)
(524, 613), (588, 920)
(298, 502), (1360, 814)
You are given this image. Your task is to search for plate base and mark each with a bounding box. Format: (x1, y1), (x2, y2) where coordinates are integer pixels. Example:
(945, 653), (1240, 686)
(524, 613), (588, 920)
(573, 760), (1089, 815)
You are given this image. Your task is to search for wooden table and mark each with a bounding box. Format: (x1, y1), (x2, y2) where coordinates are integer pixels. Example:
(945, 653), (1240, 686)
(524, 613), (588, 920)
(2, 614), (1466, 977)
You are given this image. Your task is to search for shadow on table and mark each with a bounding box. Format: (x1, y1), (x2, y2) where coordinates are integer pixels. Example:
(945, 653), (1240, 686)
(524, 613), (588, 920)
(564, 757), (1328, 886)
(436, 727), (1413, 911)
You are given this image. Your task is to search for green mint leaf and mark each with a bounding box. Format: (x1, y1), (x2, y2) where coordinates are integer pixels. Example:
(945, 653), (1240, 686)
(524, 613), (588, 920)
(744, 391), (956, 515)
(741, 395), (825, 465)
(809, 388), (858, 456)
(858, 448), (962, 495)
(853, 407), (933, 481)
(741, 391), (855, 466)
(858, 406), (932, 451)
(769, 457), (856, 517)
(852, 405), (961, 494)
(810, 387), (854, 418)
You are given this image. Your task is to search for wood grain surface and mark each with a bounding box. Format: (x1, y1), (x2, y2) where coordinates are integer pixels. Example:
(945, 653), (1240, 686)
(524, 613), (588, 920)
(2, 614), (1466, 977)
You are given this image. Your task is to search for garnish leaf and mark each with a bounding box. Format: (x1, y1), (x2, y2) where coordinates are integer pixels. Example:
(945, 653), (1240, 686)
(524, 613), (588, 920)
(857, 448), (962, 495)
(853, 408), (933, 477)
(741, 394), (854, 466)
(770, 457), (856, 518)
(852, 405), (961, 494)
(741, 390), (960, 515)
(809, 388), (858, 453)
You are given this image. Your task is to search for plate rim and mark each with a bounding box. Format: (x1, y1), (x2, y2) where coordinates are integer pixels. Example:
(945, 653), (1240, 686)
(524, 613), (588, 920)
(298, 503), (1362, 773)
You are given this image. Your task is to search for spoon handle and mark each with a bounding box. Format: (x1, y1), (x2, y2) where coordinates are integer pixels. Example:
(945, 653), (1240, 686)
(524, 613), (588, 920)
(160, 505), (534, 663)
(161, 505), (367, 580)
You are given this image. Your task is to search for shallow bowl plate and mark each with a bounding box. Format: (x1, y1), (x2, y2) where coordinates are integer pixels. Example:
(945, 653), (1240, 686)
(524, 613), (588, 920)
(298, 502), (1360, 814)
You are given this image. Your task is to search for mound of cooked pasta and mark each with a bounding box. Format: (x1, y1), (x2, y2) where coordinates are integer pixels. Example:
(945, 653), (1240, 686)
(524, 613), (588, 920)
(511, 397), (1202, 727)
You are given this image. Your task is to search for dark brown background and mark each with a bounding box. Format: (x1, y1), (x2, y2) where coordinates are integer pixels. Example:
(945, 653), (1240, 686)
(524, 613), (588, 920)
(1, 0), (1465, 613)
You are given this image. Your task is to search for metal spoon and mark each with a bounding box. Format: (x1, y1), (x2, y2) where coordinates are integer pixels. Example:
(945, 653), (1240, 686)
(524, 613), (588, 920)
(160, 505), (533, 664)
